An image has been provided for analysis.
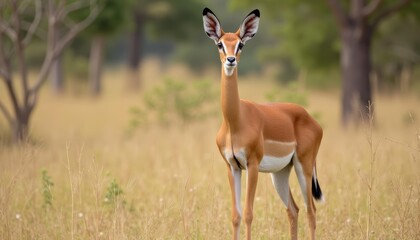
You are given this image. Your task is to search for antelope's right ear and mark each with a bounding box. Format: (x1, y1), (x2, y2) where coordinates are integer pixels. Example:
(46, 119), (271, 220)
(203, 8), (222, 43)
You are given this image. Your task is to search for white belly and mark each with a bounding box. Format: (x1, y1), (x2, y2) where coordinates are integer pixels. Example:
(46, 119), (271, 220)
(259, 151), (295, 173)
(223, 140), (296, 172)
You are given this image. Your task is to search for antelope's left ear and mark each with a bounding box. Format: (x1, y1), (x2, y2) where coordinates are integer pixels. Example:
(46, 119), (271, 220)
(239, 9), (260, 44)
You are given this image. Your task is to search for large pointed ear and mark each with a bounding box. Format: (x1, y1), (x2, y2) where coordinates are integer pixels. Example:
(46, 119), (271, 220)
(203, 8), (222, 43)
(239, 9), (260, 44)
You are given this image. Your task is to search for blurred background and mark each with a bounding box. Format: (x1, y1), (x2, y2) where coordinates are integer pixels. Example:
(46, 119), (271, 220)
(1, 0), (420, 142)
(1, 0), (420, 239)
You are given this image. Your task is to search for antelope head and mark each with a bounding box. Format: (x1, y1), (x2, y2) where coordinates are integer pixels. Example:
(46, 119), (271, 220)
(202, 8), (260, 76)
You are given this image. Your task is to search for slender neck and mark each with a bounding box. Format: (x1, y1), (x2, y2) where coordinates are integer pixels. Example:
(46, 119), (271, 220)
(220, 65), (241, 131)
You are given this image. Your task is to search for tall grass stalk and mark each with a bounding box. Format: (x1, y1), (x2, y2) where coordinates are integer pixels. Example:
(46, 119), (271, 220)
(1, 68), (420, 239)
(66, 142), (75, 240)
(365, 103), (378, 240)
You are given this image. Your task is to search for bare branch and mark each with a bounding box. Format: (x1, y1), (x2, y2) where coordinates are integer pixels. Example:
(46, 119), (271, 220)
(0, 68), (10, 81)
(0, 1), (17, 41)
(363, 0), (383, 16)
(29, 1), (100, 95)
(3, 79), (21, 121)
(0, 100), (13, 126)
(0, 4), (15, 65)
(325, 0), (351, 29)
(371, 0), (413, 29)
(0, 28), (11, 81)
(0, 48), (12, 80)
(0, 68), (6, 79)
(23, 0), (42, 46)
(0, 22), (17, 41)
(11, 0), (30, 103)
(56, 6), (100, 54)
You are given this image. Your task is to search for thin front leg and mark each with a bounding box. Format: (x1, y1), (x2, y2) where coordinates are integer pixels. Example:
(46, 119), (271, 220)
(227, 166), (242, 240)
(244, 161), (258, 240)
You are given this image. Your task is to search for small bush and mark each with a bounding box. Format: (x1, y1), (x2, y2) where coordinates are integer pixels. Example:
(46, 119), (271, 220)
(41, 169), (54, 209)
(265, 81), (323, 126)
(130, 78), (217, 128)
(104, 178), (124, 205)
(265, 81), (308, 106)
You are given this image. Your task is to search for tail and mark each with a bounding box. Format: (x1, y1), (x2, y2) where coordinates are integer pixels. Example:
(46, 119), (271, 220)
(311, 167), (324, 202)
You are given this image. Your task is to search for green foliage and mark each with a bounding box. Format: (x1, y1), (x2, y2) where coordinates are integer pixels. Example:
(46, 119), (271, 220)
(64, 51), (89, 81)
(130, 78), (217, 127)
(90, 0), (129, 36)
(232, 0), (420, 91)
(72, 0), (129, 37)
(373, 15), (420, 89)
(104, 178), (124, 205)
(264, 81), (324, 126)
(265, 81), (308, 107)
(128, 107), (148, 130)
(141, 0), (203, 40)
(41, 169), (54, 209)
(231, 0), (339, 72)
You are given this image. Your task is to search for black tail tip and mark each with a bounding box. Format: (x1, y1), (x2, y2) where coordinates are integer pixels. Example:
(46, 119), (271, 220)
(312, 176), (324, 201)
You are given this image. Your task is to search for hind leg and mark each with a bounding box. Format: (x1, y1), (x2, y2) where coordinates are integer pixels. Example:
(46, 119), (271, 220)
(271, 162), (300, 240)
(293, 155), (316, 240)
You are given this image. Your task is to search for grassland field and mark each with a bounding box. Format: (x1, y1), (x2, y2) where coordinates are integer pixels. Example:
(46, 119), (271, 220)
(1, 60), (420, 239)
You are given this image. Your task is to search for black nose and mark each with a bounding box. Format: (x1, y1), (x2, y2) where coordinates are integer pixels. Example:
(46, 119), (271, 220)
(227, 57), (236, 63)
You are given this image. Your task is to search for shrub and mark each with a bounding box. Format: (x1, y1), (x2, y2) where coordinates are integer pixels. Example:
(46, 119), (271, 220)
(41, 169), (54, 209)
(130, 78), (217, 128)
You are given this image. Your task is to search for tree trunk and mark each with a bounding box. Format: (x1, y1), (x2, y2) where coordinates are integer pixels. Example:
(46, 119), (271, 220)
(340, 26), (373, 126)
(127, 11), (144, 91)
(399, 64), (411, 93)
(12, 107), (31, 143)
(50, 28), (64, 93)
(50, 56), (64, 93)
(89, 36), (104, 96)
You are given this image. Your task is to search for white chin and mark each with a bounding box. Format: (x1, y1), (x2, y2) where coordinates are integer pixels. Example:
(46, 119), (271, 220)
(224, 64), (236, 76)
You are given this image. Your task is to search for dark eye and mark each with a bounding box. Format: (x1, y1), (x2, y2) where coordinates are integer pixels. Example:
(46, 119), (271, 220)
(238, 42), (244, 50)
(217, 42), (223, 49)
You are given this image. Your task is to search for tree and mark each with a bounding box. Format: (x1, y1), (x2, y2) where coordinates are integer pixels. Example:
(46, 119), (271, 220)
(50, 25), (65, 94)
(0, 0), (99, 142)
(325, 0), (415, 125)
(233, 0), (419, 126)
(126, 0), (202, 90)
(84, 0), (128, 95)
(372, 15), (420, 91)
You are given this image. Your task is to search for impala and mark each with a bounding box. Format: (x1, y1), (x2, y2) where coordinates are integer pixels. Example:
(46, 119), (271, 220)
(202, 8), (324, 240)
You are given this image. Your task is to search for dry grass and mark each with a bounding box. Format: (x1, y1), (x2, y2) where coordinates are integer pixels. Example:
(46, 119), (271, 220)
(1, 61), (420, 239)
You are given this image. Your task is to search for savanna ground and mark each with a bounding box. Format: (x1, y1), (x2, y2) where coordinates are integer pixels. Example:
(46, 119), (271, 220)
(1, 60), (420, 239)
